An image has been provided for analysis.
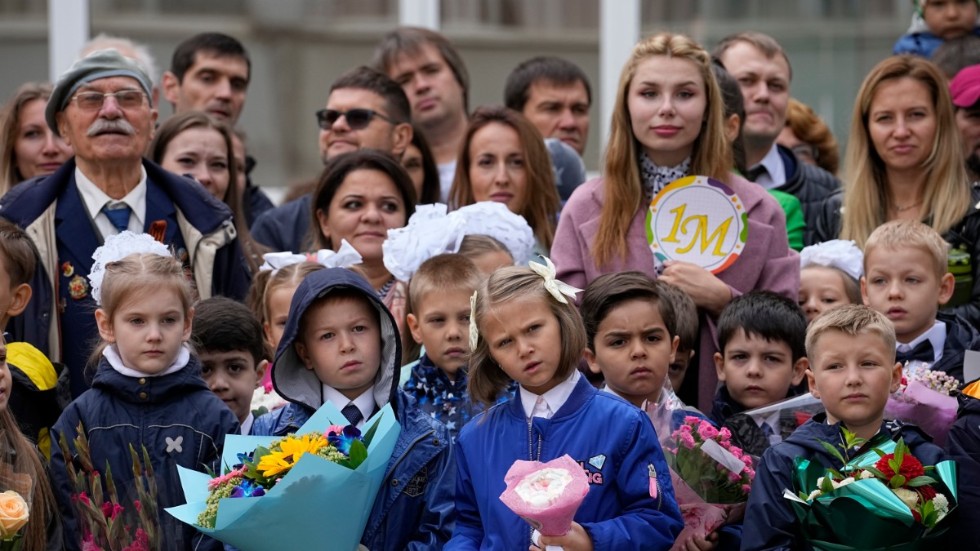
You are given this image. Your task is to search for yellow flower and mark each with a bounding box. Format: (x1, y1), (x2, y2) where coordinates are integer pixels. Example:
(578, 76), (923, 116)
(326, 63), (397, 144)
(257, 434), (328, 478)
(0, 491), (29, 537)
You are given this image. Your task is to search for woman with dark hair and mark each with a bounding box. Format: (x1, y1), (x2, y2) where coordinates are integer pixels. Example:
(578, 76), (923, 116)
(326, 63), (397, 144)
(402, 124), (441, 205)
(311, 149), (417, 340)
(0, 82), (72, 196)
(449, 105), (560, 254)
(150, 111), (263, 273)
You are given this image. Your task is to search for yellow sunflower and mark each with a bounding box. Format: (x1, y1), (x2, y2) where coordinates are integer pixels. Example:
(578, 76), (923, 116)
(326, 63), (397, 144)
(257, 433), (328, 478)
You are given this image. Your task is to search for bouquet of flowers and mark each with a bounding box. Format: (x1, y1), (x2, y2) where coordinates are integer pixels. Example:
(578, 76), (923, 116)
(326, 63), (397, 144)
(783, 429), (957, 550)
(0, 462), (31, 551)
(660, 415), (755, 550)
(884, 363), (958, 445)
(57, 423), (159, 551)
(731, 393), (826, 456)
(166, 402), (400, 551)
(499, 454), (590, 551)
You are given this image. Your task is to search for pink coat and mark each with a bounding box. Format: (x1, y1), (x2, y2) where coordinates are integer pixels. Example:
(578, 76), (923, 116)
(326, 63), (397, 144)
(552, 174), (799, 411)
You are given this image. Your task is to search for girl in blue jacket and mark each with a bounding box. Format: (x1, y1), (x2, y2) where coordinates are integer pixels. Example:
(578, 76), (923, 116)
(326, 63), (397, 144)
(448, 259), (682, 551)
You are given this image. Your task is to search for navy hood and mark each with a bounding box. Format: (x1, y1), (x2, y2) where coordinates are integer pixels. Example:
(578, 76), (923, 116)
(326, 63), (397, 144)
(273, 268), (402, 413)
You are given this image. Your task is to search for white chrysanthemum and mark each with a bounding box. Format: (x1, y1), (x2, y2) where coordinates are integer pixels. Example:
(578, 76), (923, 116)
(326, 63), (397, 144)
(860, 470), (875, 479)
(932, 493), (949, 517)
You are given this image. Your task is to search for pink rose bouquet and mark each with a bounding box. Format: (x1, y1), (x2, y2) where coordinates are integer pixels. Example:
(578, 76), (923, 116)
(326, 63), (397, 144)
(663, 416), (755, 550)
(498, 454), (589, 546)
(884, 364), (958, 445)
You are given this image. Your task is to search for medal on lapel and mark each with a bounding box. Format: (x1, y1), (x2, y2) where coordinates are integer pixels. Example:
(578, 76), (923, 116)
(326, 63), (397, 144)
(68, 274), (89, 300)
(61, 261), (74, 277)
(149, 220), (167, 242)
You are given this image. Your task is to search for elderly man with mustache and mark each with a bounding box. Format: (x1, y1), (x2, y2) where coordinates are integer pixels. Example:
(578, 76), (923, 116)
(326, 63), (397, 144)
(0, 49), (251, 398)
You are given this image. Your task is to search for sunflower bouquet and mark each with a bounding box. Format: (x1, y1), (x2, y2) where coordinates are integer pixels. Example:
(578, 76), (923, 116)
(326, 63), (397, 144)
(166, 403), (400, 551)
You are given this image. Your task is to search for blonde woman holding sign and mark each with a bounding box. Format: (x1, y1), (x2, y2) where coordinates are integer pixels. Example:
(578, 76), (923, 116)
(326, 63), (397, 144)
(551, 32), (798, 411)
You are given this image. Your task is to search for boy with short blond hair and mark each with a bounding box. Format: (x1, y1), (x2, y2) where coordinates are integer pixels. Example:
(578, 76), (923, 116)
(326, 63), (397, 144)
(404, 253), (485, 438)
(742, 305), (948, 550)
(862, 219), (980, 382)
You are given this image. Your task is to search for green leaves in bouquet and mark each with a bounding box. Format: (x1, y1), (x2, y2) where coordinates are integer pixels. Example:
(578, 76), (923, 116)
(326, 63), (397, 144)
(241, 445), (275, 489)
(819, 427), (867, 468)
(340, 440), (367, 470)
(56, 422), (161, 550)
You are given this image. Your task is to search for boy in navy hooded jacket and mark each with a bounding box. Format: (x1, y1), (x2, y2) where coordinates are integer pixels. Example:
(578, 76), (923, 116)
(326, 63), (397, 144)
(251, 268), (454, 550)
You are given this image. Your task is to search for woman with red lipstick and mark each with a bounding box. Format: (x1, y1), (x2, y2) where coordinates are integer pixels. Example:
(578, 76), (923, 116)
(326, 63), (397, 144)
(0, 82), (73, 196)
(449, 105), (561, 254)
(551, 32), (798, 412)
(813, 55), (980, 328)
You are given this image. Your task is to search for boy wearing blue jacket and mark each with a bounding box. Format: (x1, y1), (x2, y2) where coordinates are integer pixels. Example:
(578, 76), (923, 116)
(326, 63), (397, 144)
(742, 305), (949, 551)
(251, 268), (454, 550)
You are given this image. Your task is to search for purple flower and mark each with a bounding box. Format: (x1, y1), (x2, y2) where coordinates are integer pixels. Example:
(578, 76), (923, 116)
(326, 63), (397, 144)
(328, 425), (363, 455)
(230, 480), (266, 498)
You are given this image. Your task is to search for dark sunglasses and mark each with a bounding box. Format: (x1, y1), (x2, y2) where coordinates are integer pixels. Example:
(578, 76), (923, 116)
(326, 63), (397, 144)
(315, 108), (396, 131)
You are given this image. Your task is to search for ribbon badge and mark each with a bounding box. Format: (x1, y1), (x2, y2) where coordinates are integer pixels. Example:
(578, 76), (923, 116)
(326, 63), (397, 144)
(469, 290), (480, 352)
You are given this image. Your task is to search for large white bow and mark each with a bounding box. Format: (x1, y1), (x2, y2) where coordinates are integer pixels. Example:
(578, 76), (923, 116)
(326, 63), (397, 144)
(259, 240), (362, 273)
(528, 256), (582, 305)
(89, 231), (171, 305)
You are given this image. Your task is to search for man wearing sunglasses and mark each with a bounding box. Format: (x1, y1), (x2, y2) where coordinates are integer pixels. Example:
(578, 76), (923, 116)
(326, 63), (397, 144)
(251, 66), (413, 253)
(0, 50), (251, 399)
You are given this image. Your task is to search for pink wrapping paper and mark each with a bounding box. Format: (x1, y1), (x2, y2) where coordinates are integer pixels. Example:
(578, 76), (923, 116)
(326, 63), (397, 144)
(668, 470), (745, 551)
(884, 380), (958, 446)
(498, 454), (590, 537)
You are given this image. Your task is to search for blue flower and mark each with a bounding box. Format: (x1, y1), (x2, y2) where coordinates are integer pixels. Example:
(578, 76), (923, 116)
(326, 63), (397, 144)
(230, 480), (267, 498)
(328, 425), (363, 455)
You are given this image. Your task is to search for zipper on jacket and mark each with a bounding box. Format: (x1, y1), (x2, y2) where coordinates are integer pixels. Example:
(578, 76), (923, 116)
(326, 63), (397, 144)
(526, 417), (542, 547)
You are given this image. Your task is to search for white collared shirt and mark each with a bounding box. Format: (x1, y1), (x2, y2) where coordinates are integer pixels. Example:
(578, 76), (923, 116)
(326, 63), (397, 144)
(747, 143), (787, 190)
(520, 371), (581, 420)
(437, 161), (456, 202)
(323, 384), (376, 428)
(240, 412), (254, 436)
(74, 166), (148, 239)
(897, 320), (947, 364)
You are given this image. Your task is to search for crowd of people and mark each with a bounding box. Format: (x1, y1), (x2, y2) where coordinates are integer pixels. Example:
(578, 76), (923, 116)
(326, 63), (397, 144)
(3, 0), (980, 548)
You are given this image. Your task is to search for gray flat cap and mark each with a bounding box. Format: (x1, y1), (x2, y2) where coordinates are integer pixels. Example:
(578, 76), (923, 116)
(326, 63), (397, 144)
(46, 49), (152, 136)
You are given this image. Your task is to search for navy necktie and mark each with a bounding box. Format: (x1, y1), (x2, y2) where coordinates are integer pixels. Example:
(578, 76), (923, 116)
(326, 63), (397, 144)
(896, 340), (934, 364)
(341, 403), (363, 426)
(744, 165), (768, 182)
(103, 204), (132, 233)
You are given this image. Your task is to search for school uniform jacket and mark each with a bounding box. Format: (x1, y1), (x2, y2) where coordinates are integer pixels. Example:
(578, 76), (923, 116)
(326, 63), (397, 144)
(447, 376), (683, 551)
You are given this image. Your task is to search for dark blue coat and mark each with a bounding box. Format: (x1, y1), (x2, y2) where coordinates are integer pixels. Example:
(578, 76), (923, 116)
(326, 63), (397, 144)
(251, 267), (455, 550)
(741, 414), (947, 551)
(0, 158), (252, 397)
(945, 387), (980, 547)
(49, 354), (240, 551)
(250, 194), (311, 253)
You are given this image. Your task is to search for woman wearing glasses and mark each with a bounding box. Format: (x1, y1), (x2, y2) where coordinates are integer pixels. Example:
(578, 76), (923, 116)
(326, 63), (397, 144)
(448, 105), (560, 255)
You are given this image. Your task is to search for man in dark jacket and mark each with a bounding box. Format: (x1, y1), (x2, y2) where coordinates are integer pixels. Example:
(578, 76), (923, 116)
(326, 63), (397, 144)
(714, 32), (840, 246)
(0, 50), (251, 397)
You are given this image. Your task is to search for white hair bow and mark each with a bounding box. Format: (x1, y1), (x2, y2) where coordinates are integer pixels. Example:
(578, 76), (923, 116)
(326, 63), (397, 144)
(259, 240), (362, 273)
(89, 231), (171, 305)
(528, 256), (582, 305)
(799, 239), (863, 281)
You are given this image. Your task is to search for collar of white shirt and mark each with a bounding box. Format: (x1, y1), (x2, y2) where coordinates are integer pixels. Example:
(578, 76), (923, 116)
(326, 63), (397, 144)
(74, 166), (148, 237)
(748, 143), (787, 190)
(520, 370), (581, 420)
(897, 320), (947, 363)
(323, 384), (376, 428)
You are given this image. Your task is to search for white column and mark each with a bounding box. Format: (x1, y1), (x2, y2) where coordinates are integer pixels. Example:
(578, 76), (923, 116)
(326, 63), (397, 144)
(400, 0), (440, 29)
(48, 0), (89, 82)
(599, 0), (639, 156)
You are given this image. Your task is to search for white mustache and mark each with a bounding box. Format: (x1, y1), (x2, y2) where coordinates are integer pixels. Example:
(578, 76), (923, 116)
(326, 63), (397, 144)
(87, 119), (135, 137)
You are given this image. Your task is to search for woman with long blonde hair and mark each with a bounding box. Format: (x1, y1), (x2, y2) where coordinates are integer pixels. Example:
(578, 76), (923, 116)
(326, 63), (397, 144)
(551, 32), (798, 410)
(814, 55), (980, 326)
